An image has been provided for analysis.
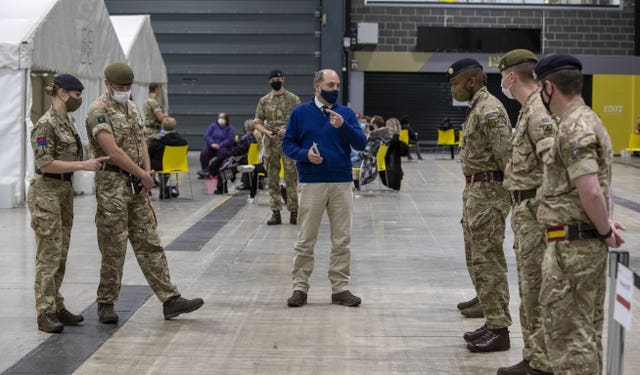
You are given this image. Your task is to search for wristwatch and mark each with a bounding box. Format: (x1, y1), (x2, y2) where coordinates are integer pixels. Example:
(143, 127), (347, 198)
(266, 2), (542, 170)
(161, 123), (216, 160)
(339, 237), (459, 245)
(597, 227), (613, 240)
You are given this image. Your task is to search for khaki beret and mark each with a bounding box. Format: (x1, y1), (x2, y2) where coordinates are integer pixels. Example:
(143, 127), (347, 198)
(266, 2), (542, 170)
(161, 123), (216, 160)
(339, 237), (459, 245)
(104, 62), (134, 85)
(498, 49), (538, 71)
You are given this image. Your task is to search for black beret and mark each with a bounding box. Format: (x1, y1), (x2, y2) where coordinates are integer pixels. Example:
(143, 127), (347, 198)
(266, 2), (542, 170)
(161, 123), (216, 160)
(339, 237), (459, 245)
(534, 54), (582, 80)
(447, 58), (482, 80)
(269, 69), (283, 79)
(104, 62), (134, 85)
(498, 49), (538, 71)
(54, 74), (84, 92)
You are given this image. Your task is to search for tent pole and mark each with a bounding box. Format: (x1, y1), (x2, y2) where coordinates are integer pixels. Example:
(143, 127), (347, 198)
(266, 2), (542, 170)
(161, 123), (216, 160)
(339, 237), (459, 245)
(20, 68), (28, 205)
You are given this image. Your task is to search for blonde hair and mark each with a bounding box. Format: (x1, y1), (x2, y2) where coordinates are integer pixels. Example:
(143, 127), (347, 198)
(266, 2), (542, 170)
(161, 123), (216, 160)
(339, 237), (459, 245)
(162, 117), (177, 131)
(385, 117), (401, 134)
(244, 119), (256, 133)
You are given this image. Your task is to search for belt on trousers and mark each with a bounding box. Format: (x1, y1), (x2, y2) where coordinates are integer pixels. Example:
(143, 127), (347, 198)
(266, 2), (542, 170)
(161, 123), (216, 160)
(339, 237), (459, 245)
(546, 223), (598, 242)
(465, 170), (503, 184)
(102, 164), (132, 177)
(35, 170), (73, 181)
(510, 188), (537, 205)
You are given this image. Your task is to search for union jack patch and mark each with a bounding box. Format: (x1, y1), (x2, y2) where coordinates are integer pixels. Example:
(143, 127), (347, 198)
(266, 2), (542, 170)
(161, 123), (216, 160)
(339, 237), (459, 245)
(37, 137), (46, 146)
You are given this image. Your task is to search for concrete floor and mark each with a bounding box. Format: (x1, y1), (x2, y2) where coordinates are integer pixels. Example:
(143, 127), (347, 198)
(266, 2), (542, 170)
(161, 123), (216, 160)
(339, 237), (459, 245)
(1, 153), (639, 374)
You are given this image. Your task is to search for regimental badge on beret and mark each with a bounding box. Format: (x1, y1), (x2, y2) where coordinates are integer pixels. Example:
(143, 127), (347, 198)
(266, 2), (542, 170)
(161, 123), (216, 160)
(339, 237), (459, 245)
(447, 67), (454, 75)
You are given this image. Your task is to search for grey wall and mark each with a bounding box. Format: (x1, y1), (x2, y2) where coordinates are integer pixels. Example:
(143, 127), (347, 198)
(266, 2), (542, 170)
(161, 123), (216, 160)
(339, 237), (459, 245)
(351, 0), (636, 56)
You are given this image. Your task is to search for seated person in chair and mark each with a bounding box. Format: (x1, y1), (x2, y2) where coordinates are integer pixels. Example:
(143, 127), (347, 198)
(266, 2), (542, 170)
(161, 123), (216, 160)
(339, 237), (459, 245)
(148, 117), (188, 199)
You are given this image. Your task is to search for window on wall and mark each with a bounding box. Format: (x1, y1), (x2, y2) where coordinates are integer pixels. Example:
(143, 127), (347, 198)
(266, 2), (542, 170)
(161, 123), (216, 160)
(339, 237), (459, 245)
(365, 0), (620, 7)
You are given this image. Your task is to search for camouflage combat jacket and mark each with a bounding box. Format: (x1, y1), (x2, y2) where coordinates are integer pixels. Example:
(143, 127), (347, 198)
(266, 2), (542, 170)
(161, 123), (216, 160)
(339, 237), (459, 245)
(254, 90), (301, 132)
(537, 98), (613, 226)
(31, 107), (82, 170)
(460, 86), (512, 177)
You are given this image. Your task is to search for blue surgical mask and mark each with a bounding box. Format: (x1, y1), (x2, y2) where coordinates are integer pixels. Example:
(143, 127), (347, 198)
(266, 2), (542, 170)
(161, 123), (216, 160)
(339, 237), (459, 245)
(320, 89), (339, 105)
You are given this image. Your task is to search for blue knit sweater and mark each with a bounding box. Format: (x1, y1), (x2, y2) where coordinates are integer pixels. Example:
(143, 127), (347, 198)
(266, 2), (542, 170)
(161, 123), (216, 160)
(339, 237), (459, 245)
(283, 100), (367, 183)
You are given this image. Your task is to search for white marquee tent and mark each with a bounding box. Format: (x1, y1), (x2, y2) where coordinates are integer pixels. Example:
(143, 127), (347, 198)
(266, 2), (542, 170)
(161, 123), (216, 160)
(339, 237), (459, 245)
(110, 15), (169, 114)
(0, 0), (125, 206)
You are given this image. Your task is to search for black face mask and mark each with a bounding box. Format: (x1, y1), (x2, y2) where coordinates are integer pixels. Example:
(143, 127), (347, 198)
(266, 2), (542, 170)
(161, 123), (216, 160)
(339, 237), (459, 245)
(541, 83), (554, 113)
(270, 81), (282, 91)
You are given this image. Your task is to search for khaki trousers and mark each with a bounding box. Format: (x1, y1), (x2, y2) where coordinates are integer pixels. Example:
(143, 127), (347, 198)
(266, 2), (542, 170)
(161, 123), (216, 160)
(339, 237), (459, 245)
(292, 182), (352, 293)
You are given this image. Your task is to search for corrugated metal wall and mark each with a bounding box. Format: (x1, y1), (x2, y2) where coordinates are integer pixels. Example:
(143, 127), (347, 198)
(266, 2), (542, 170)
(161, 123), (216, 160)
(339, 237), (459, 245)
(105, 0), (322, 148)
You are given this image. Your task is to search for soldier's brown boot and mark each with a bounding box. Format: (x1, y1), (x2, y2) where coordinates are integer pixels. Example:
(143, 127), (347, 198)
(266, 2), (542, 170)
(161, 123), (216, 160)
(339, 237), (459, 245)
(457, 296), (479, 310)
(267, 210), (281, 225)
(463, 323), (488, 342)
(526, 369), (554, 375)
(289, 211), (297, 225)
(163, 296), (204, 320)
(37, 313), (64, 333)
(467, 327), (510, 352)
(332, 290), (361, 307)
(98, 303), (119, 324)
(497, 360), (532, 375)
(287, 290), (307, 307)
(461, 303), (484, 318)
(56, 308), (84, 325)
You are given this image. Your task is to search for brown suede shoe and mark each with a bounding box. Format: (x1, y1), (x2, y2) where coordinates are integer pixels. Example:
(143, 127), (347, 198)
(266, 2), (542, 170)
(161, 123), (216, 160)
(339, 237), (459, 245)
(497, 360), (532, 375)
(267, 210), (281, 225)
(287, 290), (307, 307)
(37, 314), (64, 333)
(98, 303), (119, 324)
(461, 303), (484, 318)
(467, 327), (510, 353)
(163, 296), (204, 320)
(289, 211), (297, 225)
(463, 323), (488, 342)
(457, 296), (479, 310)
(56, 308), (84, 325)
(331, 290), (361, 307)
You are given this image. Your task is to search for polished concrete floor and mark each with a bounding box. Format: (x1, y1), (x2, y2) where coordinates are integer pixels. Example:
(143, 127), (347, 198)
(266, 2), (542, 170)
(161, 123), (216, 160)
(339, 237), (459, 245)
(1, 153), (639, 374)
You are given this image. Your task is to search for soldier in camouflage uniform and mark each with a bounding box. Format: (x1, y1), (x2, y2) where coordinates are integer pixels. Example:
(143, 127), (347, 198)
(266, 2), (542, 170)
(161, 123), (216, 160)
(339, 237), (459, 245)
(534, 55), (624, 375)
(496, 50), (556, 375)
(142, 82), (167, 140)
(86, 62), (203, 324)
(447, 58), (513, 353)
(254, 69), (301, 225)
(28, 74), (108, 333)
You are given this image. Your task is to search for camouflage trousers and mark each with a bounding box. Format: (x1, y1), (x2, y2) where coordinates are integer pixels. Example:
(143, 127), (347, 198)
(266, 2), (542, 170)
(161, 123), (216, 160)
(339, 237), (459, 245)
(95, 171), (180, 304)
(461, 181), (512, 329)
(28, 176), (74, 315)
(511, 199), (552, 372)
(540, 238), (607, 375)
(264, 136), (298, 212)
(292, 182), (352, 294)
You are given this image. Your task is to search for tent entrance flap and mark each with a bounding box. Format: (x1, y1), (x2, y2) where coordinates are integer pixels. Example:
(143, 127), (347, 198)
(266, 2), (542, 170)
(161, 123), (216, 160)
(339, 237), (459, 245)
(30, 71), (55, 125)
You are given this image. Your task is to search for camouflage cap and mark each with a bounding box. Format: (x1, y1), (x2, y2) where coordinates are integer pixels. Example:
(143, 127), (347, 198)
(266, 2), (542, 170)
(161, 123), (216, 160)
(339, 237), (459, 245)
(534, 54), (582, 80)
(446, 58), (482, 80)
(498, 49), (538, 71)
(104, 62), (134, 85)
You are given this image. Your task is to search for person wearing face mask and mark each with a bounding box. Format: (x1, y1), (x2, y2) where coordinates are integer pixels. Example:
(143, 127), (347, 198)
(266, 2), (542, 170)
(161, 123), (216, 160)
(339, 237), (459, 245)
(496, 50), (557, 375)
(282, 69), (367, 308)
(447, 58), (513, 353)
(198, 112), (236, 178)
(29, 74), (110, 333)
(534, 55), (624, 375)
(254, 69), (301, 225)
(86, 62), (204, 325)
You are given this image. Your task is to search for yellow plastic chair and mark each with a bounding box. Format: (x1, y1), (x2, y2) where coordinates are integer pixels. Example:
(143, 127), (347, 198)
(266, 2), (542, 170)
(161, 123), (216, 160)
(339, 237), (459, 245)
(458, 130), (464, 148)
(157, 145), (193, 199)
(247, 143), (260, 165)
(376, 144), (390, 188)
(625, 133), (640, 152)
(399, 129), (409, 144)
(435, 128), (456, 159)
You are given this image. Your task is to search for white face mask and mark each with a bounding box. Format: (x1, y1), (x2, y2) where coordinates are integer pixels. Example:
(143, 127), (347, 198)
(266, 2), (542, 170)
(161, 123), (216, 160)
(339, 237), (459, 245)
(500, 76), (514, 100)
(111, 89), (131, 104)
(218, 119), (227, 126)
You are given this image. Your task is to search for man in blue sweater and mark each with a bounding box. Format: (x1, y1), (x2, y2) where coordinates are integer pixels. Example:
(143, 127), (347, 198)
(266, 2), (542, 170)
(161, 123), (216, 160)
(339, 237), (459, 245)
(282, 69), (367, 307)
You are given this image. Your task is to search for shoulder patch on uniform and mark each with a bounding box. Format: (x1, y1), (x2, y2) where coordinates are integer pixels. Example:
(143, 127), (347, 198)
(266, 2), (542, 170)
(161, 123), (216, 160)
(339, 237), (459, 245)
(97, 115), (106, 124)
(37, 136), (46, 147)
(542, 123), (553, 136)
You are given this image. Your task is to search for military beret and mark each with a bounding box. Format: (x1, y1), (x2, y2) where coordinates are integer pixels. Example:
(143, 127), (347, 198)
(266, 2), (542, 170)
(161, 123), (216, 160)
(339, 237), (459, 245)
(498, 49), (538, 71)
(54, 74), (84, 92)
(447, 58), (482, 80)
(104, 62), (134, 85)
(269, 69), (284, 79)
(534, 54), (582, 80)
